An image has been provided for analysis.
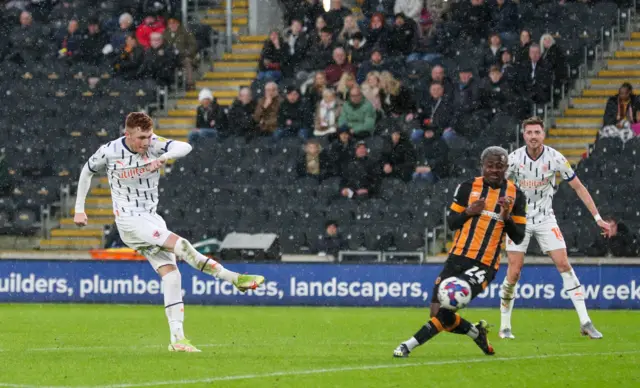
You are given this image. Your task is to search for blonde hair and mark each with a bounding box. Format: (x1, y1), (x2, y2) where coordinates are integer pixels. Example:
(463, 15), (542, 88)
(322, 87), (336, 100)
(380, 71), (401, 96)
(539, 33), (555, 54)
(337, 72), (355, 98)
(338, 15), (360, 42)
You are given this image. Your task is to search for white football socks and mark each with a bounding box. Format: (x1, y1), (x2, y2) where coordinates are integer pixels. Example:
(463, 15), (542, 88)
(561, 269), (591, 325)
(162, 269), (185, 344)
(499, 278), (517, 330)
(174, 237), (239, 283)
(403, 337), (420, 351)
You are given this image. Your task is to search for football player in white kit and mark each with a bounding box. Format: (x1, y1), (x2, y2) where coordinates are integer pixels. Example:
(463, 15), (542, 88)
(73, 112), (265, 352)
(498, 117), (613, 340)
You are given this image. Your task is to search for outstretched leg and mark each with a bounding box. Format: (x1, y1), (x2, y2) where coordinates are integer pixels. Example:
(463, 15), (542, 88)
(163, 233), (264, 291)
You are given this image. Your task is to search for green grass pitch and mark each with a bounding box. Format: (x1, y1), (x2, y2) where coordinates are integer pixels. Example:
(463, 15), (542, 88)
(0, 304), (638, 387)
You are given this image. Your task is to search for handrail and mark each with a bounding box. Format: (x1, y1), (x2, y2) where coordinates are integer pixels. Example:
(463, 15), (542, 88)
(225, 0), (233, 52)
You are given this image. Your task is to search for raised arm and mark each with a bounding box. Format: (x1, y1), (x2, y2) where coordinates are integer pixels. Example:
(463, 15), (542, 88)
(148, 137), (193, 172)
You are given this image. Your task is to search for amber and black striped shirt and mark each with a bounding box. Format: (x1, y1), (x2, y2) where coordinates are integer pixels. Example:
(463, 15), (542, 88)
(448, 177), (527, 270)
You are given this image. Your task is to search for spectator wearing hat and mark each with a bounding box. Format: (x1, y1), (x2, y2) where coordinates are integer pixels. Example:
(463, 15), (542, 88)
(356, 46), (389, 84)
(314, 88), (343, 138)
(136, 15), (166, 50)
(254, 81), (282, 134)
(340, 140), (381, 199)
(338, 85), (377, 139)
(163, 17), (197, 89)
(412, 82), (453, 142)
(316, 220), (347, 258)
(347, 31), (369, 67)
(328, 125), (355, 177)
(188, 88), (227, 143)
(227, 87), (257, 137)
(325, 47), (357, 86)
(275, 85), (309, 140)
(296, 138), (331, 181)
(382, 129), (417, 182)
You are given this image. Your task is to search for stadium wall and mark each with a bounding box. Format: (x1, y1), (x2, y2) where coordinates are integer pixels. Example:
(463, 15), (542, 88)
(1, 260), (639, 309)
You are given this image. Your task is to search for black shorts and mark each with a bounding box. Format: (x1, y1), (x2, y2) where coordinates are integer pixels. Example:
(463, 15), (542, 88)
(431, 255), (498, 304)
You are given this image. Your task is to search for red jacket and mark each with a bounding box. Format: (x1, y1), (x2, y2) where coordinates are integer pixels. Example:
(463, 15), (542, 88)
(136, 18), (166, 49)
(325, 63), (357, 85)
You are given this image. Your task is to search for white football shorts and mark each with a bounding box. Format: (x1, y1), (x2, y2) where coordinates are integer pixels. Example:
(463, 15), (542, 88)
(115, 212), (176, 270)
(506, 220), (567, 253)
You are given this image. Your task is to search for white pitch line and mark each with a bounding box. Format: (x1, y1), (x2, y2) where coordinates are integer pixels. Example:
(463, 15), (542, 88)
(2, 350), (637, 388)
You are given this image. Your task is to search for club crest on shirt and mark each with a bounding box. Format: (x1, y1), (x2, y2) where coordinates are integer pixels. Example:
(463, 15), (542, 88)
(470, 191), (482, 200)
(152, 230), (161, 239)
(542, 164), (549, 173)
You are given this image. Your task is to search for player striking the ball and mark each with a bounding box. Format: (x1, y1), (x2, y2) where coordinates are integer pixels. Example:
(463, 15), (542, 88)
(74, 112), (265, 352)
(393, 147), (527, 358)
(498, 117), (611, 340)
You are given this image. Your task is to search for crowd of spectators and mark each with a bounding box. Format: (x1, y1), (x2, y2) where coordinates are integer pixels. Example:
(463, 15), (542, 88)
(0, 1), (198, 88)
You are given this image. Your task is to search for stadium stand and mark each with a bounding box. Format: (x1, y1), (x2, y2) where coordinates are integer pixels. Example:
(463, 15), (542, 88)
(1, 0), (639, 258)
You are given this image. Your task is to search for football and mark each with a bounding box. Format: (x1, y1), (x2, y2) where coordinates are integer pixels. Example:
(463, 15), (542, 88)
(437, 277), (472, 311)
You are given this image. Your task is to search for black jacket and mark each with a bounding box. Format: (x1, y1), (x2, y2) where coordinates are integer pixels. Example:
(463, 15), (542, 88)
(80, 30), (108, 65)
(490, 0), (519, 33)
(514, 41), (531, 64)
(388, 22), (416, 57)
(417, 97), (453, 137)
(113, 45), (144, 80)
(196, 100), (227, 131)
(517, 59), (552, 103)
(324, 7), (352, 33)
(259, 39), (287, 72)
(454, 2), (491, 41)
(603, 94), (640, 126)
(283, 31), (309, 74)
(382, 133), (417, 182)
(380, 86), (417, 117)
(452, 78), (483, 116)
(341, 156), (381, 193)
(542, 44), (568, 83)
(348, 40), (369, 66)
(317, 233), (347, 257)
(416, 137), (449, 178)
(328, 138), (355, 177)
(362, 0), (395, 18)
(227, 99), (257, 136)
(482, 46), (503, 76)
(587, 221), (640, 257)
(366, 25), (391, 53)
(138, 45), (177, 86)
(306, 40), (336, 70)
(277, 98), (305, 129)
(481, 76), (516, 115)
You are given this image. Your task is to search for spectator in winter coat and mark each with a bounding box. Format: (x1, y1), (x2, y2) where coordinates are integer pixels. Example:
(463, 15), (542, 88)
(413, 133), (449, 183)
(540, 33), (567, 86)
(361, 71), (383, 112)
(108, 13), (135, 53)
(340, 140), (381, 198)
(366, 13), (391, 53)
(227, 87), (257, 137)
(482, 65), (516, 117)
(336, 72), (357, 101)
(135, 15), (166, 50)
(382, 129), (417, 182)
(283, 19), (309, 78)
(275, 86), (309, 140)
(316, 220), (347, 258)
(296, 139), (331, 180)
(388, 13), (416, 57)
(490, 0), (519, 46)
(517, 44), (552, 105)
(338, 14), (361, 44)
(324, 0), (352, 33)
(600, 83), (640, 142)
(499, 47), (518, 85)
(81, 18), (108, 65)
(412, 82), (453, 142)
(325, 47), (358, 86)
(394, 0), (424, 24)
(481, 33), (503, 76)
(188, 88), (227, 142)
(587, 218), (639, 257)
(356, 46), (389, 84)
(328, 125), (355, 176)
(314, 88), (343, 137)
(448, 66), (483, 140)
(514, 29), (532, 64)
(163, 17), (198, 89)
(56, 19), (82, 60)
(303, 71), (328, 119)
(253, 81), (282, 134)
(338, 86), (377, 138)
(113, 35), (144, 79)
(347, 32), (369, 66)
(380, 71), (417, 119)
(138, 32), (177, 86)
(429, 64), (454, 102)
(258, 29), (287, 82)
(455, 0), (491, 44)
(304, 27), (336, 71)
(8, 11), (44, 62)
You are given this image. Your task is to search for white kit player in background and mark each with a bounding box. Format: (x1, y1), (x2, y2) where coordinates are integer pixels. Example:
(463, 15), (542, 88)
(498, 117), (613, 340)
(73, 112), (265, 352)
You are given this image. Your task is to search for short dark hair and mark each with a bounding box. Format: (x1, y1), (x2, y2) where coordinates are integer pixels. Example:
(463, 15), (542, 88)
(522, 116), (544, 130)
(489, 65), (501, 73)
(125, 112), (154, 132)
(621, 82), (633, 93)
(320, 27), (332, 35)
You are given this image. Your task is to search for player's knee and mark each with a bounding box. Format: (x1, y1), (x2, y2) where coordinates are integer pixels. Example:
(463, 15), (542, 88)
(160, 266), (181, 281)
(435, 308), (456, 327)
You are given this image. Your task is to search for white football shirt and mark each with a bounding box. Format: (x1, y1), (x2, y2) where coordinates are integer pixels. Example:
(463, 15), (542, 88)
(507, 145), (576, 225)
(86, 136), (173, 216)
